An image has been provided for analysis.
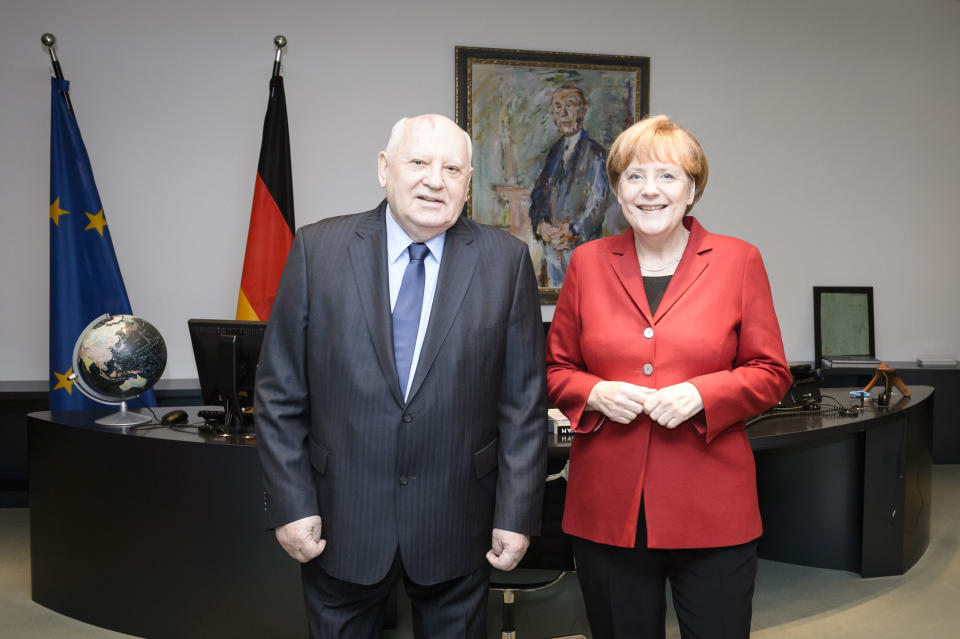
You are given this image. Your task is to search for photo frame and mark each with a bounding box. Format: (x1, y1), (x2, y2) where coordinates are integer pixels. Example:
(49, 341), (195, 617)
(455, 46), (650, 303)
(813, 286), (876, 366)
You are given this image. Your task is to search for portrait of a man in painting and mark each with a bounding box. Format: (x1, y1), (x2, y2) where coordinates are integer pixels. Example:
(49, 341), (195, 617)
(457, 48), (649, 299)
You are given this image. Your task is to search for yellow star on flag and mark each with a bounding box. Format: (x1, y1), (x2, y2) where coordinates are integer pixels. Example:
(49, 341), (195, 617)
(84, 209), (108, 236)
(50, 197), (70, 226)
(53, 368), (75, 395)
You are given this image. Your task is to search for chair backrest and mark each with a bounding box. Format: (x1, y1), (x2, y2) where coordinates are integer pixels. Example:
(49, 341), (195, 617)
(515, 454), (575, 572)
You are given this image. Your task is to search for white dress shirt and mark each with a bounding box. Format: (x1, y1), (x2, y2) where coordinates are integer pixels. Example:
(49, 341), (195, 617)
(562, 129), (584, 165)
(385, 205), (445, 400)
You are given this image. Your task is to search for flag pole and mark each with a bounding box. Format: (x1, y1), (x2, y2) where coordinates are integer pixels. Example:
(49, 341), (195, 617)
(237, 35), (295, 322)
(42, 33), (74, 114)
(40, 33), (73, 113)
(272, 35), (287, 79)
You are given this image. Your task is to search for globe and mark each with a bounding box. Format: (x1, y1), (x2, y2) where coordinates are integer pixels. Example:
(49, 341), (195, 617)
(71, 314), (167, 426)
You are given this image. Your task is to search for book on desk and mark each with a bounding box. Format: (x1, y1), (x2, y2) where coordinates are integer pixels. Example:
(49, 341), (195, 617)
(821, 356), (881, 369)
(548, 408), (573, 443)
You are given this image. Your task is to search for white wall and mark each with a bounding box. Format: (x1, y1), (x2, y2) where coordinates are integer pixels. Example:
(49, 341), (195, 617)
(3, 0), (959, 381)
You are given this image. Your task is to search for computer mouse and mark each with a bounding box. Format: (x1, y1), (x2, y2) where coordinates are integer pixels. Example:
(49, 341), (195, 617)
(160, 409), (189, 425)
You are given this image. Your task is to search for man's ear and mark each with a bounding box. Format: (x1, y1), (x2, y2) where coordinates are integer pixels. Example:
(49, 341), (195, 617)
(377, 152), (389, 188)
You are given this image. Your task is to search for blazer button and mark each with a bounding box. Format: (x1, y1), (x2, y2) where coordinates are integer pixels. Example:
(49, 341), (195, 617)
(643, 327), (654, 339)
(401, 414), (413, 423)
(643, 363), (654, 375)
(399, 475), (409, 485)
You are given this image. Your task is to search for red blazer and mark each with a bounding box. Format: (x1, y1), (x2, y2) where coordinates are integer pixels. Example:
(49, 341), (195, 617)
(546, 217), (791, 549)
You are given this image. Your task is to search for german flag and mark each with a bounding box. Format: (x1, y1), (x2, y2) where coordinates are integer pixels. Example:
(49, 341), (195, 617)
(237, 75), (294, 321)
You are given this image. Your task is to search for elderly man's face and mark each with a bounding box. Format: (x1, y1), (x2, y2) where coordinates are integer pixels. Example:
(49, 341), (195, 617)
(378, 115), (473, 242)
(551, 90), (586, 137)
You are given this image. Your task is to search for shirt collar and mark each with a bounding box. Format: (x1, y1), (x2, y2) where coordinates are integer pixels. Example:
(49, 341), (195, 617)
(564, 129), (585, 150)
(385, 204), (446, 265)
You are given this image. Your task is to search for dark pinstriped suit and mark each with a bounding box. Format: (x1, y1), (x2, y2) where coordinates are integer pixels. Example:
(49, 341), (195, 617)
(254, 200), (547, 587)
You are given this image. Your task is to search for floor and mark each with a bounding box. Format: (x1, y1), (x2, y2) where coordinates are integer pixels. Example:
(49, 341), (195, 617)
(3, 465), (958, 638)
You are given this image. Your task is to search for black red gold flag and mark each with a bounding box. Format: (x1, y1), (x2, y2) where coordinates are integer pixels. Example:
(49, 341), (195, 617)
(237, 75), (295, 321)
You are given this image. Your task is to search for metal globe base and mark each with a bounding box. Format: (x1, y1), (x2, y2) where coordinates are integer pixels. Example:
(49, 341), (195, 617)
(94, 400), (152, 427)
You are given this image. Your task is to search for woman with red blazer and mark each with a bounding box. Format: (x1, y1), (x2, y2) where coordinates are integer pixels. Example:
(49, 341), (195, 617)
(546, 115), (791, 639)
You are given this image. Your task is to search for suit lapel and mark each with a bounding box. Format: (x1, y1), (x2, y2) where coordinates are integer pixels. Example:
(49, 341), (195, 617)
(609, 217), (713, 325)
(609, 231), (654, 325)
(405, 216), (478, 404)
(654, 217), (712, 322)
(347, 202), (405, 406)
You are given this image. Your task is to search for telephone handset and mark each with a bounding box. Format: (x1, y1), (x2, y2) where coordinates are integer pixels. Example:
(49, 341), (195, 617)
(777, 363), (822, 408)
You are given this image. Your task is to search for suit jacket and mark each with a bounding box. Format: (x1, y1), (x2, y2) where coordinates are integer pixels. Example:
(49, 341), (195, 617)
(255, 201), (547, 585)
(529, 132), (609, 245)
(546, 217), (791, 549)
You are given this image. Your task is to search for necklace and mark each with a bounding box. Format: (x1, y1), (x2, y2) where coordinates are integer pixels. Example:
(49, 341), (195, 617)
(639, 256), (681, 272)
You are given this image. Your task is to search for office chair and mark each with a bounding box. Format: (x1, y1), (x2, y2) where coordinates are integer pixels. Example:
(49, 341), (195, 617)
(488, 458), (587, 639)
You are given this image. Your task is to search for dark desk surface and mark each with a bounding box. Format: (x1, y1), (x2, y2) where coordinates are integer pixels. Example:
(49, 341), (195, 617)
(543, 386), (931, 452)
(746, 386), (932, 450)
(39, 406), (253, 444)
(34, 385), (930, 454)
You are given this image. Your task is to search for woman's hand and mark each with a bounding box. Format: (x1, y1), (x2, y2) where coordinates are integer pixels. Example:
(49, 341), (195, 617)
(642, 382), (704, 429)
(586, 381), (654, 424)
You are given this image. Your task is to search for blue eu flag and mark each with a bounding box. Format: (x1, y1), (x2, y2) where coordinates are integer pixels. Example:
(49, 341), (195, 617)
(49, 77), (155, 410)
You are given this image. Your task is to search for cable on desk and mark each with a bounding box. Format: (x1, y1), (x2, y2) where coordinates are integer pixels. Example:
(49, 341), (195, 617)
(745, 399), (864, 427)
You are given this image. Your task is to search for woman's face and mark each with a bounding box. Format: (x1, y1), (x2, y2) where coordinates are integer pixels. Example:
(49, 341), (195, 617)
(616, 157), (696, 241)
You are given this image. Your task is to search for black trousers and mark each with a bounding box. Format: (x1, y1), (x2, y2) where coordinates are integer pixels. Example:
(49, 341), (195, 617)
(301, 550), (491, 639)
(570, 506), (758, 639)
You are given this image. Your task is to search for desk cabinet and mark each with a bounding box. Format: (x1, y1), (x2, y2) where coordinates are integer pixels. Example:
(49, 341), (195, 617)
(29, 411), (304, 639)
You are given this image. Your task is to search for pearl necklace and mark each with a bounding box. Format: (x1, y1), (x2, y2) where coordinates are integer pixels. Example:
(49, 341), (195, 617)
(639, 256), (681, 272)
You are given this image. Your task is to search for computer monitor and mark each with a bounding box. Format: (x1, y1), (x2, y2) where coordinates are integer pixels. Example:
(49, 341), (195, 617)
(188, 319), (267, 434)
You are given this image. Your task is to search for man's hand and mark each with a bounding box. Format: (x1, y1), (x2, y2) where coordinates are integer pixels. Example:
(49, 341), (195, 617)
(486, 528), (530, 571)
(643, 382), (704, 429)
(586, 381), (654, 424)
(275, 515), (326, 563)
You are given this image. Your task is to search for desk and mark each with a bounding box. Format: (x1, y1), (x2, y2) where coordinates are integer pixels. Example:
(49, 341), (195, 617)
(28, 387), (932, 637)
(1, 379), (202, 507)
(748, 386), (933, 577)
(28, 410), (304, 639)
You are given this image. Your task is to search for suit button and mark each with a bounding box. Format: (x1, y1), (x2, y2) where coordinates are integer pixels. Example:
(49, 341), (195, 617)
(643, 327), (654, 339)
(399, 475), (408, 485)
(643, 363), (654, 375)
(401, 414), (413, 423)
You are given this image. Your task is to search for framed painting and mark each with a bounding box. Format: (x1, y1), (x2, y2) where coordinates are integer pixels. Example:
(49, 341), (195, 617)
(455, 46), (650, 303)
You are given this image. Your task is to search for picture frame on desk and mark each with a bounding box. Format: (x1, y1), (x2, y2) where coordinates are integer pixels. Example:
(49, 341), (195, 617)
(454, 46), (649, 303)
(814, 286), (876, 368)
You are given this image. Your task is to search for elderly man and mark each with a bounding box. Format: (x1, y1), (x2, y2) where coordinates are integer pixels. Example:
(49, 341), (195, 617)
(255, 113), (547, 638)
(529, 85), (611, 287)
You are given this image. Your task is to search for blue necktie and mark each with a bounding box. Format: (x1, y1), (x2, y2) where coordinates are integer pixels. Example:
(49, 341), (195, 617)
(393, 243), (429, 395)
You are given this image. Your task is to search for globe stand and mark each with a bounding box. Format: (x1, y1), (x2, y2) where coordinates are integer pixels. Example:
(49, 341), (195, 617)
(69, 314), (168, 428)
(95, 400), (152, 427)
